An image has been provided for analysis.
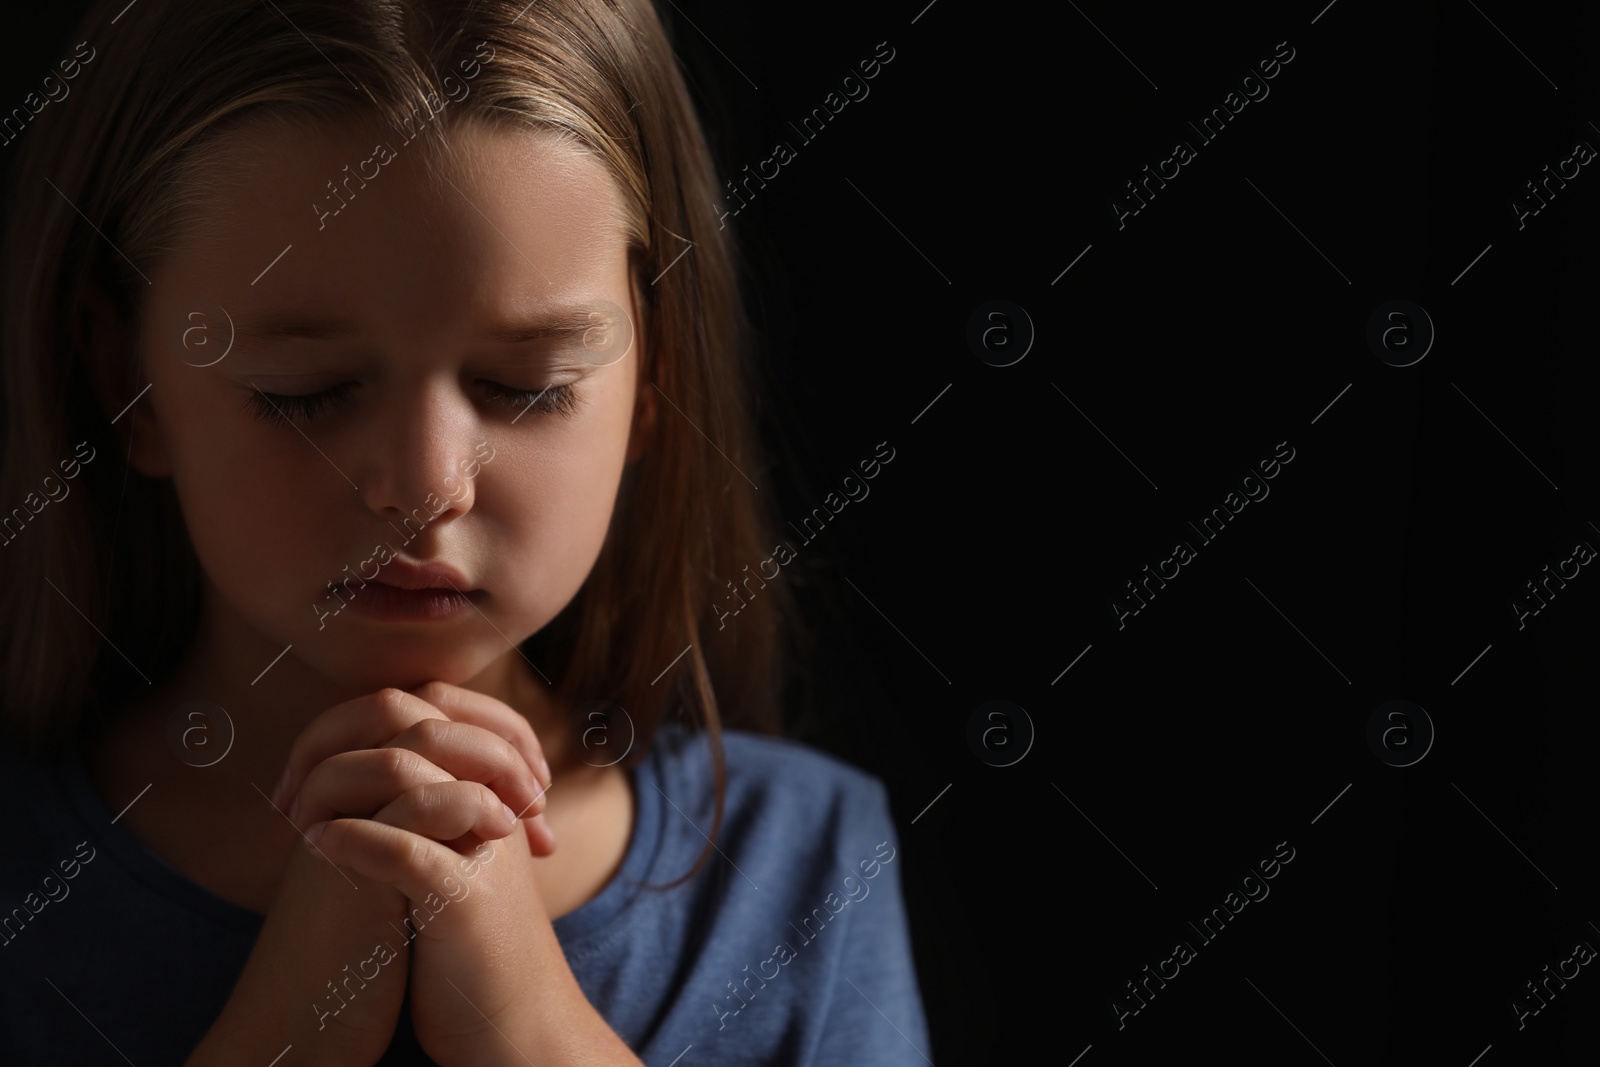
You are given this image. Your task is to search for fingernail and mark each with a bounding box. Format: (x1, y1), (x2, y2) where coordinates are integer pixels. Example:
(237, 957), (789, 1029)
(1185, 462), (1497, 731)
(538, 755), (551, 787)
(305, 821), (327, 847)
(288, 795), (300, 823)
(501, 802), (517, 824)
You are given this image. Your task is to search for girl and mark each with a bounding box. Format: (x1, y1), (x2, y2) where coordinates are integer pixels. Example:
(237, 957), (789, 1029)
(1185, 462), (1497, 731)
(0, 1), (929, 1064)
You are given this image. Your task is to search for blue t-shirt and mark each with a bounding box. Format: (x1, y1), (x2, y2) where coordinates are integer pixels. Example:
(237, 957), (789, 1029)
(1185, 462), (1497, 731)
(0, 721), (930, 1065)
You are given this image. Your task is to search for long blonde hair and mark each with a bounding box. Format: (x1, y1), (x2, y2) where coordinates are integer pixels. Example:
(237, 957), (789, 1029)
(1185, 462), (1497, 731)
(0, 0), (800, 882)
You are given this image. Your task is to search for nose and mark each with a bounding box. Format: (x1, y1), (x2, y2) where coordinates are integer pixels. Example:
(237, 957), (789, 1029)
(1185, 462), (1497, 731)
(359, 378), (479, 539)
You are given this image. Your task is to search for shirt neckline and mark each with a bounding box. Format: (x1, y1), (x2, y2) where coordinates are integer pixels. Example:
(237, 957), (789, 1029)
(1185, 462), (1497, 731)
(53, 724), (670, 949)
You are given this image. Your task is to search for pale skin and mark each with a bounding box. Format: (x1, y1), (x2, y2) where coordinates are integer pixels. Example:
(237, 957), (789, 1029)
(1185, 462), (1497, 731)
(84, 114), (657, 1065)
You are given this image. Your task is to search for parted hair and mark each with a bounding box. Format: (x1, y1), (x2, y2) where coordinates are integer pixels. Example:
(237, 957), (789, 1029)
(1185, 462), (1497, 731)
(0, 0), (803, 883)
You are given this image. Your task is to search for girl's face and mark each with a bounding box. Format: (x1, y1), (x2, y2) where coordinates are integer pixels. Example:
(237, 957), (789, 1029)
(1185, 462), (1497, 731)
(123, 115), (648, 692)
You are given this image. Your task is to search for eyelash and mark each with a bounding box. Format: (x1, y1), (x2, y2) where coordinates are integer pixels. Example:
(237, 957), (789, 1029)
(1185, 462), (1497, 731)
(245, 381), (582, 425)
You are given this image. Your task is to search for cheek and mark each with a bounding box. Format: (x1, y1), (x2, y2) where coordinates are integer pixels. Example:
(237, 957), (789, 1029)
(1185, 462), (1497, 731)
(493, 376), (634, 610)
(154, 386), (338, 606)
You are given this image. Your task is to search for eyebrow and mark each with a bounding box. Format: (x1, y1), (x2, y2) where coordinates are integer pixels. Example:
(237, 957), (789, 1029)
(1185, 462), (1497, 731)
(233, 304), (618, 345)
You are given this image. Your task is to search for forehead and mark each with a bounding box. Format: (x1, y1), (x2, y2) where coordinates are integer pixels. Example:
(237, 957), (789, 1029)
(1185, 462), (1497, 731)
(159, 112), (631, 319)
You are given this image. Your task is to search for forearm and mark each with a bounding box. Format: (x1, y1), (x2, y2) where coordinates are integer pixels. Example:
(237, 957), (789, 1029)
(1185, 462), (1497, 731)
(497, 980), (646, 1067)
(439, 922), (643, 1067)
(184, 997), (327, 1067)
(184, 981), (371, 1067)
(436, 982), (643, 1067)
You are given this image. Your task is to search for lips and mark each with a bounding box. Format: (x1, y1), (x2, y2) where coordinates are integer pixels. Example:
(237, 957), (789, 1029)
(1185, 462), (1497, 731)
(335, 556), (482, 624)
(370, 558), (475, 592)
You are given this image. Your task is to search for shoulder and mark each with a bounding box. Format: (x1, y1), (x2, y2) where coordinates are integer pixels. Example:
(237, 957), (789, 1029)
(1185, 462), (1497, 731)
(641, 722), (900, 882)
(0, 739), (104, 873)
(0, 740), (73, 858)
(650, 722), (891, 818)
(628, 725), (923, 1061)
(729, 727), (886, 795)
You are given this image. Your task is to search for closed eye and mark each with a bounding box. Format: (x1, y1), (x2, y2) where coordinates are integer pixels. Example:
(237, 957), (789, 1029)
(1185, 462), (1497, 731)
(483, 381), (583, 421)
(244, 381), (583, 425)
(246, 383), (356, 424)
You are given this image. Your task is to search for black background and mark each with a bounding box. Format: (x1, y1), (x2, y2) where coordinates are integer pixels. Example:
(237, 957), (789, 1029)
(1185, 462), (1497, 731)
(8, 0), (1600, 1062)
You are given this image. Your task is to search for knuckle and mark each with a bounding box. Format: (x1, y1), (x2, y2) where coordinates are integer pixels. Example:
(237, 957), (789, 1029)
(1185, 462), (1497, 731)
(316, 816), (349, 852)
(511, 714), (539, 749)
(399, 830), (432, 872)
(502, 726), (526, 756)
(412, 680), (452, 709)
(376, 745), (421, 780)
(479, 782), (505, 816)
(299, 758), (332, 796)
(372, 687), (412, 720)
(486, 731), (519, 770)
(411, 781), (449, 820)
(410, 715), (451, 744)
(380, 696), (417, 737)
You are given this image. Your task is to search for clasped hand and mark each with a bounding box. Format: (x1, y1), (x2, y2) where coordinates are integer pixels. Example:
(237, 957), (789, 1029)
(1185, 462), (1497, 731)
(268, 681), (560, 1065)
